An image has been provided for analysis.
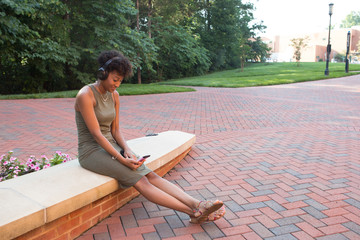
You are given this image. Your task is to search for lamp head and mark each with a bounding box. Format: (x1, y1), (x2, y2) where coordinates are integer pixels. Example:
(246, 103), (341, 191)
(329, 3), (334, 16)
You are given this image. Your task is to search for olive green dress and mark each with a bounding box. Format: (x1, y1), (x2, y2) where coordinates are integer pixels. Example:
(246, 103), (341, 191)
(75, 84), (152, 189)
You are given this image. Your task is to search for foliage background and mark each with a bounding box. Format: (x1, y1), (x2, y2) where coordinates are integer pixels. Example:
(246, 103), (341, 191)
(0, 0), (269, 94)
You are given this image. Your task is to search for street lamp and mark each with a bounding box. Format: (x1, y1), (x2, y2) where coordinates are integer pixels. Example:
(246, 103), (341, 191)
(324, 3), (334, 76)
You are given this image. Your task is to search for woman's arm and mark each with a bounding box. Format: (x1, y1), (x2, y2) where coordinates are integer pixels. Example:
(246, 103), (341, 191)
(110, 91), (137, 159)
(75, 87), (140, 169)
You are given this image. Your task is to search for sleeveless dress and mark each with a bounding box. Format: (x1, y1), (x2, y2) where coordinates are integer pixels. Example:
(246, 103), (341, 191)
(75, 84), (152, 189)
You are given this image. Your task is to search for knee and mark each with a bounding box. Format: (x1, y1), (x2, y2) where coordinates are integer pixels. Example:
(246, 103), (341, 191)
(134, 176), (151, 190)
(145, 172), (161, 182)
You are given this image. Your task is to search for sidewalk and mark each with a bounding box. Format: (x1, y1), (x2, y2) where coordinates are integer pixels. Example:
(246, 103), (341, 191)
(1, 75), (360, 239)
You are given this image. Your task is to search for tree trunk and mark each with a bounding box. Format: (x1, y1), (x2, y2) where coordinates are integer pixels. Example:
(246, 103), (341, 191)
(206, 0), (210, 31)
(136, 0), (141, 84)
(148, 0), (152, 39)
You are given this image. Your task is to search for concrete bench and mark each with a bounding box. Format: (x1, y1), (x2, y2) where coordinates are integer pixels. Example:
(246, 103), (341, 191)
(0, 130), (195, 240)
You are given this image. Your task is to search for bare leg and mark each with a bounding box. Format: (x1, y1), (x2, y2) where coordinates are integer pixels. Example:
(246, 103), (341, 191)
(133, 175), (195, 216)
(145, 172), (200, 210)
(134, 173), (224, 223)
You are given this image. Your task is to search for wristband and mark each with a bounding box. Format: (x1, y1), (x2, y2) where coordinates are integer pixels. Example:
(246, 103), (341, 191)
(112, 154), (122, 161)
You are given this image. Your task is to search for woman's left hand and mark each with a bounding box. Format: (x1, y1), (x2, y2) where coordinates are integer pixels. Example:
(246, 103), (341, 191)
(123, 149), (137, 160)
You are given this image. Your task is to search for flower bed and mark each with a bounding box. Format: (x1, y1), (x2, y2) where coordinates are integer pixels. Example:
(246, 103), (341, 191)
(0, 151), (72, 182)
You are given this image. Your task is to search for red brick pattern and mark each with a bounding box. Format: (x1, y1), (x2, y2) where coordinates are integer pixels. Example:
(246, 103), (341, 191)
(1, 75), (360, 239)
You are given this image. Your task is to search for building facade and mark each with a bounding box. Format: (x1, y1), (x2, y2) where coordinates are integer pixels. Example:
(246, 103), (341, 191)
(267, 26), (360, 63)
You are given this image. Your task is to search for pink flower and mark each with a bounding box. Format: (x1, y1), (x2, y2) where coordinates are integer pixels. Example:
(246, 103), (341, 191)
(43, 165), (49, 169)
(35, 166), (40, 171)
(3, 161), (8, 165)
(27, 158), (33, 163)
(56, 151), (62, 155)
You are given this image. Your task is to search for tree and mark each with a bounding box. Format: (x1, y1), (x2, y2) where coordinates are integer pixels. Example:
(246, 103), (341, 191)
(66, 0), (157, 85)
(152, 20), (210, 80)
(0, 0), (78, 94)
(196, 0), (266, 71)
(290, 37), (309, 67)
(340, 11), (360, 28)
(1, 0), (269, 93)
(135, 0), (210, 81)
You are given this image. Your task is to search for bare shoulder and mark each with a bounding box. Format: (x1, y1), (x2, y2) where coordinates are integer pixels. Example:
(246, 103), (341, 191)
(112, 90), (120, 104)
(75, 85), (95, 110)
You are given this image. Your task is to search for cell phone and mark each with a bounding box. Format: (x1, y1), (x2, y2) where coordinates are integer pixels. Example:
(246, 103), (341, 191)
(137, 155), (150, 162)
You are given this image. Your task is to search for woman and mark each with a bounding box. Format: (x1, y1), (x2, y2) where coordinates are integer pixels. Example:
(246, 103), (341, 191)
(75, 50), (225, 223)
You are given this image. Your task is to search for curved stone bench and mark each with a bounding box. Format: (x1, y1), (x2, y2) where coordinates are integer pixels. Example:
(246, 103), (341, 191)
(0, 131), (195, 240)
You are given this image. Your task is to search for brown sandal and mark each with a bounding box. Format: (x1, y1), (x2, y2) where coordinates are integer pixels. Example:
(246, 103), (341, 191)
(190, 200), (224, 224)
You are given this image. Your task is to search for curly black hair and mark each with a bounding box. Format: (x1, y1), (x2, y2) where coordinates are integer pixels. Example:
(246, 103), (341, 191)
(97, 50), (133, 78)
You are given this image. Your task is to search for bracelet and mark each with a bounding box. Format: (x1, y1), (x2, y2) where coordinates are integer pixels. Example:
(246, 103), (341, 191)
(112, 154), (121, 160)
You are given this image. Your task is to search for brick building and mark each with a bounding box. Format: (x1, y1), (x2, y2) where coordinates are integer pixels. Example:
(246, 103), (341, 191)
(266, 26), (360, 62)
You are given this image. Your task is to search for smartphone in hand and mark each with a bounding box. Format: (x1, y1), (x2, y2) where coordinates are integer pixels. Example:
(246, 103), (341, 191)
(137, 155), (150, 162)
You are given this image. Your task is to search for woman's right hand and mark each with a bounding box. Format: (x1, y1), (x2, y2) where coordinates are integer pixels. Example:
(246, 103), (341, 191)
(121, 156), (144, 170)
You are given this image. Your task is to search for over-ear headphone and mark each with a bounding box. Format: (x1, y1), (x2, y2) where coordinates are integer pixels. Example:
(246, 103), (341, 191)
(97, 57), (121, 80)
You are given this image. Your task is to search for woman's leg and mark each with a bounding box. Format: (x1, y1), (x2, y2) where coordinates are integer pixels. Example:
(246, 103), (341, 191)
(144, 172), (199, 210)
(143, 172), (224, 222)
(133, 175), (195, 216)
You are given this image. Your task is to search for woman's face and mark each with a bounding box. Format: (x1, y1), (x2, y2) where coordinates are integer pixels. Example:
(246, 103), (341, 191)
(103, 71), (124, 93)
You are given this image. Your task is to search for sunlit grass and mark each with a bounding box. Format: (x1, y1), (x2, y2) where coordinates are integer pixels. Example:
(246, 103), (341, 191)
(1, 62), (359, 99)
(160, 62), (360, 88)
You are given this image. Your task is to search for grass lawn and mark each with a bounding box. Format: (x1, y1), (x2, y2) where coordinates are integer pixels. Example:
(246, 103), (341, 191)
(160, 62), (360, 88)
(1, 62), (359, 99)
(0, 84), (195, 100)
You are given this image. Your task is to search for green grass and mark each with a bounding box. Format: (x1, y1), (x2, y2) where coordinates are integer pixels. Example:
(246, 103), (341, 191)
(160, 62), (360, 88)
(1, 62), (359, 99)
(0, 84), (195, 100)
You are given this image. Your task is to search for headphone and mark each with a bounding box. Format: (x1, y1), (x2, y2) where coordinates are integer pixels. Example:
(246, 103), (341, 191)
(97, 57), (121, 80)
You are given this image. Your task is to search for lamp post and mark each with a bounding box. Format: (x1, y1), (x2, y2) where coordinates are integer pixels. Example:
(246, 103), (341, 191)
(324, 3), (334, 76)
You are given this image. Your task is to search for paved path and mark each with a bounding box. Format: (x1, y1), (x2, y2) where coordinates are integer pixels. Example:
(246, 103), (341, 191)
(1, 75), (360, 239)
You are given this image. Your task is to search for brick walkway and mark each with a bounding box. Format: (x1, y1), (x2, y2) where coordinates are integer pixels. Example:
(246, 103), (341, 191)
(1, 75), (360, 239)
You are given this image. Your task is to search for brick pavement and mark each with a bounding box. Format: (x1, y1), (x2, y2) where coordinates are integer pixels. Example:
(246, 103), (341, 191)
(1, 75), (360, 239)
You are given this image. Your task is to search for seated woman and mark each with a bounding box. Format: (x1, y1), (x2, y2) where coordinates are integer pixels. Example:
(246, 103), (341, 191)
(74, 50), (225, 223)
